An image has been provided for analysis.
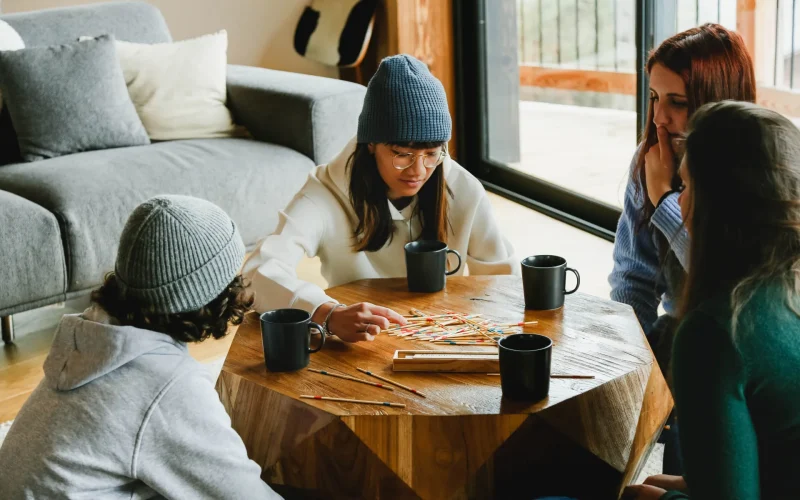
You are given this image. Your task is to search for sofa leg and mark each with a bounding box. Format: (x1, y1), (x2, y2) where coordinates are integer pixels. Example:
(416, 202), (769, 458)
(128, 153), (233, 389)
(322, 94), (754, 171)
(2, 316), (14, 344)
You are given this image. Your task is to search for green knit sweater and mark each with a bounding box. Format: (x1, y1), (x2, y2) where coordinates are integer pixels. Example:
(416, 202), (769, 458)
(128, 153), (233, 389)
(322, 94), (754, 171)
(661, 285), (800, 500)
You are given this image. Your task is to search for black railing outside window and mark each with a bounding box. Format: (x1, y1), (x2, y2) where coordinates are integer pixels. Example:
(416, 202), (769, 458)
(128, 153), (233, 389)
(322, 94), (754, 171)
(516, 0), (738, 73)
(775, 0), (800, 89)
(519, 0), (800, 91)
(517, 0), (636, 72)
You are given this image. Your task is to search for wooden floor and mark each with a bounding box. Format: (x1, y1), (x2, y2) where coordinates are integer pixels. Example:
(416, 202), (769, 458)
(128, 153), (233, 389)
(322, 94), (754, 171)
(0, 193), (612, 422)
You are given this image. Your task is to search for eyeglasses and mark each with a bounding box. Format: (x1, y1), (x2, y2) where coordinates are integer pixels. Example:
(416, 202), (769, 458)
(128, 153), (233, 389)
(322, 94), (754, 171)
(392, 149), (447, 170)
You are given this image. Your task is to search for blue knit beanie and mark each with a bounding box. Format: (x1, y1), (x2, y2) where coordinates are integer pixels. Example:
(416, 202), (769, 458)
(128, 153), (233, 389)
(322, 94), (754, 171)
(357, 54), (452, 144)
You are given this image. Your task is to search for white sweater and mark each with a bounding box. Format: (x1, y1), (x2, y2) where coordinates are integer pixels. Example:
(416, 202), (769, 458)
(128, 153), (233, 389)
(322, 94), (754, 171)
(243, 138), (518, 314)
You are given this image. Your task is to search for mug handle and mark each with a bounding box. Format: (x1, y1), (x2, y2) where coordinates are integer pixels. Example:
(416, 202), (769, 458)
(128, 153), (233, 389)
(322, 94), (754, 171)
(307, 321), (326, 353)
(565, 267), (580, 295)
(445, 249), (462, 276)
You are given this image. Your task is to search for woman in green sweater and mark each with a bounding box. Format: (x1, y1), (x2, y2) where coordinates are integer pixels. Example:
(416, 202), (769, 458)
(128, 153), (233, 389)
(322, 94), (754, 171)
(625, 100), (800, 499)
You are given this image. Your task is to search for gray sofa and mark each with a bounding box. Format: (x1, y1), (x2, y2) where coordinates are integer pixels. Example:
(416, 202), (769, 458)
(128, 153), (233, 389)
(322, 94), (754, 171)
(0, 2), (366, 342)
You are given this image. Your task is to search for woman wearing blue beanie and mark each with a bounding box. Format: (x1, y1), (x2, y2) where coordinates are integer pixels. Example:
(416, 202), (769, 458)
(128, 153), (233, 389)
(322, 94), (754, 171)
(244, 54), (517, 341)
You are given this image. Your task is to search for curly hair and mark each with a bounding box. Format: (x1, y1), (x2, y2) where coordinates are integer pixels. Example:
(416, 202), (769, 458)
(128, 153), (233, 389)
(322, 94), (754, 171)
(90, 273), (253, 343)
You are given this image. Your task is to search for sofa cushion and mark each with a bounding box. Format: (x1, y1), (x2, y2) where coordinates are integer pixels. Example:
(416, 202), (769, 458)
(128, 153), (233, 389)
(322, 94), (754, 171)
(0, 34), (150, 162)
(113, 31), (236, 141)
(0, 138), (314, 293)
(0, 2), (171, 164)
(0, 190), (67, 314)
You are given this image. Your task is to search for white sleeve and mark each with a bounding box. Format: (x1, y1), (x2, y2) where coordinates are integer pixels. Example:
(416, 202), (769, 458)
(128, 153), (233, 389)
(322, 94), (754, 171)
(242, 190), (335, 314)
(135, 371), (282, 500)
(465, 190), (519, 276)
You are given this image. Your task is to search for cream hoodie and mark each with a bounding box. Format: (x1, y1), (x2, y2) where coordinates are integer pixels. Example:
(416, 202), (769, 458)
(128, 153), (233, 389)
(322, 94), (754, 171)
(243, 138), (517, 314)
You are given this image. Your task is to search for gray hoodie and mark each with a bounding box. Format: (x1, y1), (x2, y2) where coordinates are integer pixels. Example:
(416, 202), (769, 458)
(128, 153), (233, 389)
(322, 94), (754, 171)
(0, 306), (280, 499)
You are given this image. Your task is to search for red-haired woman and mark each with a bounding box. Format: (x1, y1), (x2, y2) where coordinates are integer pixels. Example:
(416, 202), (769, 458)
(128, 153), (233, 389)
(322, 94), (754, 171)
(610, 23), (756, 368)
(609, 23), (756, 474)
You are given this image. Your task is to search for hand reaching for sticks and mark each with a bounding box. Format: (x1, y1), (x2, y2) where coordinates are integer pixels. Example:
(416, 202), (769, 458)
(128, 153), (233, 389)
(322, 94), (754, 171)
(314, 302), (407, 343)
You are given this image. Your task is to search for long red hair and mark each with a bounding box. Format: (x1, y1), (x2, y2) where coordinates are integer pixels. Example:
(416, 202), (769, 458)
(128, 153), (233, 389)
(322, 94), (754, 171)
(635, 23), (756, 224)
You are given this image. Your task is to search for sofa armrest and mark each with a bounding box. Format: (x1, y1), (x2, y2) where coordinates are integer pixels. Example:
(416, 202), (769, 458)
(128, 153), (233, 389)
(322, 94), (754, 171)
(226, 65), (366, 165)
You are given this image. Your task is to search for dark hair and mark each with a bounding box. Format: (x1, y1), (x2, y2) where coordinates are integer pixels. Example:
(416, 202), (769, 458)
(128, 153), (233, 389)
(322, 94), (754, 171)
(635, 23), (756, 225)
(91, 274), (253, 343)
(680, 101), (800, 330)
(348, 141), (452, 252)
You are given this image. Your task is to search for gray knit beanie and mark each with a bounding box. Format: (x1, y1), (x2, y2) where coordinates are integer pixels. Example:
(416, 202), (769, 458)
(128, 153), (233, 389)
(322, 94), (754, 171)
(114, 195), (246, 314)
(357, 54), (451, 144)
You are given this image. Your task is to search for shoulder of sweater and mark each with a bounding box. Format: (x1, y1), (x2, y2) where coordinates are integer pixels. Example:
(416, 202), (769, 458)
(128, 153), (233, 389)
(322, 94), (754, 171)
(290, 165), (348, 210)
(726, 285), (799, 344)
(677, 286), (796, 359)
(692, 285), (792, 330)
(444, 159), (487, 198)
(145, 357), (213, 407)
(304, 165), (337, 195)
(162, 362), (216, 394)
(137, 358), (216, 435)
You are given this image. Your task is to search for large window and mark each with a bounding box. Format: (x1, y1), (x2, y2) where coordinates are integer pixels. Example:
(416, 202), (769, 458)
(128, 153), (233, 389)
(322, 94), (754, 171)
(514, 0), (637, 210)
(455, 0), (800, 241)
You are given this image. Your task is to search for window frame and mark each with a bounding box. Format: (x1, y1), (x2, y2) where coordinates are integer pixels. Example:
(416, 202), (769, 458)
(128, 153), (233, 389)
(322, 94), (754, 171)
(453, 0), (669, 242)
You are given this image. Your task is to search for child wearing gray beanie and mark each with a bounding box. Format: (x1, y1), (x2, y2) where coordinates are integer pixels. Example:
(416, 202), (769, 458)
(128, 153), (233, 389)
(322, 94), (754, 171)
(244, 54), (518, 342)
(0, 195), (281, 500)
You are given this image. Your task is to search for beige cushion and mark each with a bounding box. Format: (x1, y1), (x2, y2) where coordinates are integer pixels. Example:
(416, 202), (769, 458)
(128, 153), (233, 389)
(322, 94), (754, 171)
(114, 30), (236, 140)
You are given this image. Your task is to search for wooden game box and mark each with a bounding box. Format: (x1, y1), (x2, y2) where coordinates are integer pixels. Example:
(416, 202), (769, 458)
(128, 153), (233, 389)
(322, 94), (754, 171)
(392, 350), (500, 372)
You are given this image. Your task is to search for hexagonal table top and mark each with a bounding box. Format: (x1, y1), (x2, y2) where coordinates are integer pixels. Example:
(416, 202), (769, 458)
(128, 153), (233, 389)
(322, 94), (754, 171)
(217, 276), (672, 499)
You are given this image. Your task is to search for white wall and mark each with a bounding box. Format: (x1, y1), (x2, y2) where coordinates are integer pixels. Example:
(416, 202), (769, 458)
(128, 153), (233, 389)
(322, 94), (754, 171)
(2, 0), (338, 78)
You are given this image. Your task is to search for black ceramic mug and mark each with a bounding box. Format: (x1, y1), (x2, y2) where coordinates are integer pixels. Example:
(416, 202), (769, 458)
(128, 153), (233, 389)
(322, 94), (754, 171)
(260, 309), (325, 372)
(404, 240), (462, 292)
(498, 333), (553, 401)
(521, 255), (580, 310)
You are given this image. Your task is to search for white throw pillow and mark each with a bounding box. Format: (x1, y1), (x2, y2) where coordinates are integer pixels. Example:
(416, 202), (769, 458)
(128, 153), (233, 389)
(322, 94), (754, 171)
(0, 20), (25, 113)
(113, 30), (236, 140)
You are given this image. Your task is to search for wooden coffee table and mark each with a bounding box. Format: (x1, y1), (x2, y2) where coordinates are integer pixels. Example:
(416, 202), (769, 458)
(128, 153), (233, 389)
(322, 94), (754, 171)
(216, 276), (672, 499)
